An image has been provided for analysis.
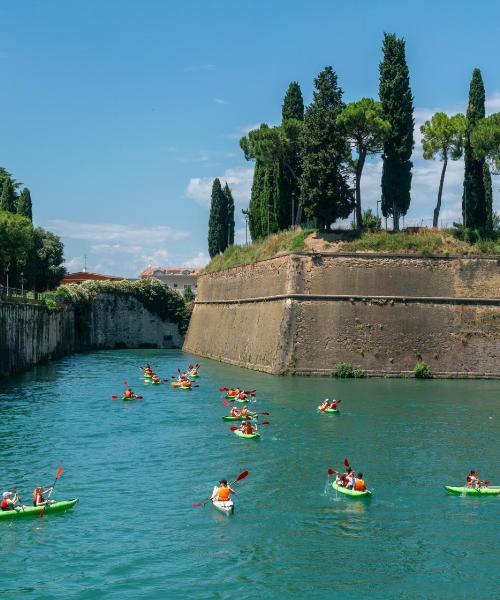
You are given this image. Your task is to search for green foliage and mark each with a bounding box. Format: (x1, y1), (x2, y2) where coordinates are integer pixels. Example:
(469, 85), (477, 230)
(0, 211), (33, 285)
(208, 178), (228, 257)
(183, 286), (195, 303)
(205, 228), (316, 272)
(223, 183), (235, 246)
(0, 177), (17, 213)
(379, 33), (414, 230)
(25, 227), (66, 291)
(361, 209), (382, 231)
(248, 160), (267, 240)
(420, 112), (466, 227)
(332, 362), (365, 378)
(56, 278), (191, 335)
(471, 112), (500, 174)
(300, 66), (354, 229)
(414, 361), (432, 379)
(463, 68), (487, 229)
(483, 163), (493, 232)
(17, 187), (33, 221)
(338, 98), (390, 227)
(282, 81), (304, 121)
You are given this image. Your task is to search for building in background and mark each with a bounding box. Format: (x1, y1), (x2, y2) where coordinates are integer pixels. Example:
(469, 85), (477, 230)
(61, 271), (126, 285)
(139, 267), (199, 293)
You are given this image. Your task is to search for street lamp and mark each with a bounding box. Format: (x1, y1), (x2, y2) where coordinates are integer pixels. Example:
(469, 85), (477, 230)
(20, 271), (24, 297)
(242, 209), (249, 246)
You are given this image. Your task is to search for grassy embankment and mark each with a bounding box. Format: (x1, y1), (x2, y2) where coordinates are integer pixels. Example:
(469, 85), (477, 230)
(205, 228), (500, 272)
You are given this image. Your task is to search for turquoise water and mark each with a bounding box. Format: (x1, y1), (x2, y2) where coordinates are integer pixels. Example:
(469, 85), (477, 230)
(1, 350), (499, 599)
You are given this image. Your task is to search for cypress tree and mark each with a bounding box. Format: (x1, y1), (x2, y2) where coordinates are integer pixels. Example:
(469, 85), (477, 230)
(300, 66), (353, 229)
(17, 187), (33, 221)
(208, 178), (228, 258)
(483, 163), (493, 232)
(223, 182), (235, 246)
(379, 33), (414, 231)
(248, 160), (266, 240)
(282, 81), (304, 122)
(259, 162), (282, 236)
(282, 82), (304, 228)
(462, 68), (486, 229)
(0, 177), (17, 213)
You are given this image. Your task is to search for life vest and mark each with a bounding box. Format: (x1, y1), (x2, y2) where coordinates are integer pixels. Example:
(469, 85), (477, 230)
(182, 381), (191, 388)
(152, 377), (160, 382)
(231, 408), (240, 417)
(241, 407), (248, 417)
(124, 390), (132, 398)
(33, 493), (45, 507)
(217, 487), (230, 501)
(1, 499), (10, 510)
(354, 479), (366, 492)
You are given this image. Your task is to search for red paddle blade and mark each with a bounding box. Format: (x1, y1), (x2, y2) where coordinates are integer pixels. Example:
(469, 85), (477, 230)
(327, 469), (336, 475)
(344, 458), (350, 467)
(223, 401), (231, 407)
(135, 395), (143, 400)
(123, 381), (128, 386)
(111, 395), (119, 399)
(230, 426), (238, 431)
(56, 467), (63, 479)
(482, 480), (491, 485)
(219, 388), (229, 392)
(235, 470), (249, 482)
(192, 503), (204, 507)
(261, 421), (270, 425)
(260, 412), (270, 415)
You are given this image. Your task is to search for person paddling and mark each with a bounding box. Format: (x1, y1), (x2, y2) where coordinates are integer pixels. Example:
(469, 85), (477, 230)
(466, 470), (481, 489)
(33, 485), (54, 507)
(354, 472), (366, 492)
(241, 421), (255, 435)
(152, 374), (160, 383)
(211, 479), (235, 503)
(230, 407), (241, 418)
(124, 388), (135, 399)
(1, 491), (20, 511)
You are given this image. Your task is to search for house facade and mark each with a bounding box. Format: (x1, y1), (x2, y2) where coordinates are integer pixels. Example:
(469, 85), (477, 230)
(139, 267), (199, 293)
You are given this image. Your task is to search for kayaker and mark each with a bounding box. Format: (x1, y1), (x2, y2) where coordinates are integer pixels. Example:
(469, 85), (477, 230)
(241, 421), (254, 435)
(152, 375), (160, 383)
(338, 467), (353, 487)
(1, 491), (20, 511)
(124, 388), (135, 399)
(346, 470), (357, 490)
(241, 405), (249, 418)
(211, 479), (235, 503)
(32, 486), (53, 507)
(329, 399), (338, 409)
(230, 407), (241, 418)
(466, 470), (481, 489)
(354, 473), (366, 492)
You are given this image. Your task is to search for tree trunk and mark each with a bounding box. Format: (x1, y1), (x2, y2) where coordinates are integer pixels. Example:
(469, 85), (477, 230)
(433, 156), (448, 228)
(355, 147), (366, 229)
(393, 205), (400, 232)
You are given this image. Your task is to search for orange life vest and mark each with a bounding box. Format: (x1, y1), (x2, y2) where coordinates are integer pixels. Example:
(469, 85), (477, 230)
(354, 479), (366, 492)
(217, 487), (230, 501)
(124, 390), (132, 398)
(241, 407), (248, 417)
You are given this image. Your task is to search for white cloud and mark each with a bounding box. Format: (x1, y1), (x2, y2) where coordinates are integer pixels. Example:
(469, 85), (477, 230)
(486, 91), (500, 113)
(47, 220), (190, 243)
(181, 251), (210, 268)
(185, 166), (254, 209)
(214, 98), (229, 105)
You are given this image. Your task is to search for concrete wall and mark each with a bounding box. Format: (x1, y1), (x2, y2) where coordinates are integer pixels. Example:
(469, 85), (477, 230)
(184, 253), (500, 378)
(0, 301), (75, 377)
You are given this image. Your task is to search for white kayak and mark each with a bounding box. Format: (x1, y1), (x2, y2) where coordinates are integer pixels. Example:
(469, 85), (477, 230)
(211, 486), (234, 515)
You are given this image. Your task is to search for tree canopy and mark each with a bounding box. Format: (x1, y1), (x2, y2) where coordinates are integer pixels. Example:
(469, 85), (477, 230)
(471, 112), (500, 174)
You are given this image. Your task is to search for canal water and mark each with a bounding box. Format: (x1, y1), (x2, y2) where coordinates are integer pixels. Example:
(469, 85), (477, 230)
(0, 350), (499, 599)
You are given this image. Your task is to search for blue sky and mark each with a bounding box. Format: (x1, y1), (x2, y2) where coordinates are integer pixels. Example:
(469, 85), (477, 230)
(0, 0), (499, 277)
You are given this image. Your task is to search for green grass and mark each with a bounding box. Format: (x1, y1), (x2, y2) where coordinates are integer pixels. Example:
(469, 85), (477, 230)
(205, 228), (315, 272)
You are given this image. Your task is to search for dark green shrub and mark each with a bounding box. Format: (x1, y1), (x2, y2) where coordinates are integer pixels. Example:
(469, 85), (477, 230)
(414, 361), (432, 379)
(332, 362), (365, 378)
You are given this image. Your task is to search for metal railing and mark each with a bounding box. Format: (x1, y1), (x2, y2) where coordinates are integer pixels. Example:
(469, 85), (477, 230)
(0, 286), (66, 306)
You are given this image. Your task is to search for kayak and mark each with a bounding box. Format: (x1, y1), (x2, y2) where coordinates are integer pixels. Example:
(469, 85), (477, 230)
(188, 373), (199, 379)
(445, 486), (500, 496)
(0, 499), (79, 520)
(331, 481), (372, 498)
(318, 407), (339, 413)
(143, 374), (153, 379)
(234, 396), (250, 403)
(222, 414), (257, 422)
(225, 394), (237, 399)
(211, 487), (234, 515)
(171, 382), (192, 390)
(150, 381), (161, 385)
(233, 429), (260, 440)
(122, 396), (139, 401)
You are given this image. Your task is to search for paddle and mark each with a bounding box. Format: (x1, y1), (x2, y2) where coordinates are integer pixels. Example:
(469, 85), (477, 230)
(219, 388), (230, 392)
(192, 470), (249, 507)
(344, 458), (350, 468)
(111, 395), (119, 399)
(40, 467), (63, 517)
(123, 380), (129, 386)
(327, 469), (338, 476)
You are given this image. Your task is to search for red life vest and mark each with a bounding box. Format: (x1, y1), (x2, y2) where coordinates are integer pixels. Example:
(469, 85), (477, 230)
(1, 499), (9, 509)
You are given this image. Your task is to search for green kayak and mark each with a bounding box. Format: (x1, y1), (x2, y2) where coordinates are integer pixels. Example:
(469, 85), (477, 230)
(222, 414), (257, 422)
(0, 499), (79, 520)
(233, 429), (260, 440)
(332, 481), (371, 498)
(318, 407), (339, 413)
(445, 486), (500, 496)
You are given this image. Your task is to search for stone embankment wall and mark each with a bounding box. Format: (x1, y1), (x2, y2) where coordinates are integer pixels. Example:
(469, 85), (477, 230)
(184, 253), (500, 378)
(1, 293), (184, 377)
(0, 301), (75, 377)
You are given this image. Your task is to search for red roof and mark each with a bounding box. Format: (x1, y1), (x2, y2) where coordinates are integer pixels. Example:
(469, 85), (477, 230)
(62, 271), (125, 284)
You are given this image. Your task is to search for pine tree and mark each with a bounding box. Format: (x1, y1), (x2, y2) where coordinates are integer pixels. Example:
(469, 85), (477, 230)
(17, 187), (33, 221)
(462, 68), (486, 229)
(300, 66), (353, 229)
(0, 177), (17, 213)
(483, 163), (493, 232)
(379, 33), (414, 231)
(282, 81), (304, 122)
(223, 182), (235, 246)
(208, 178), (228, 258)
